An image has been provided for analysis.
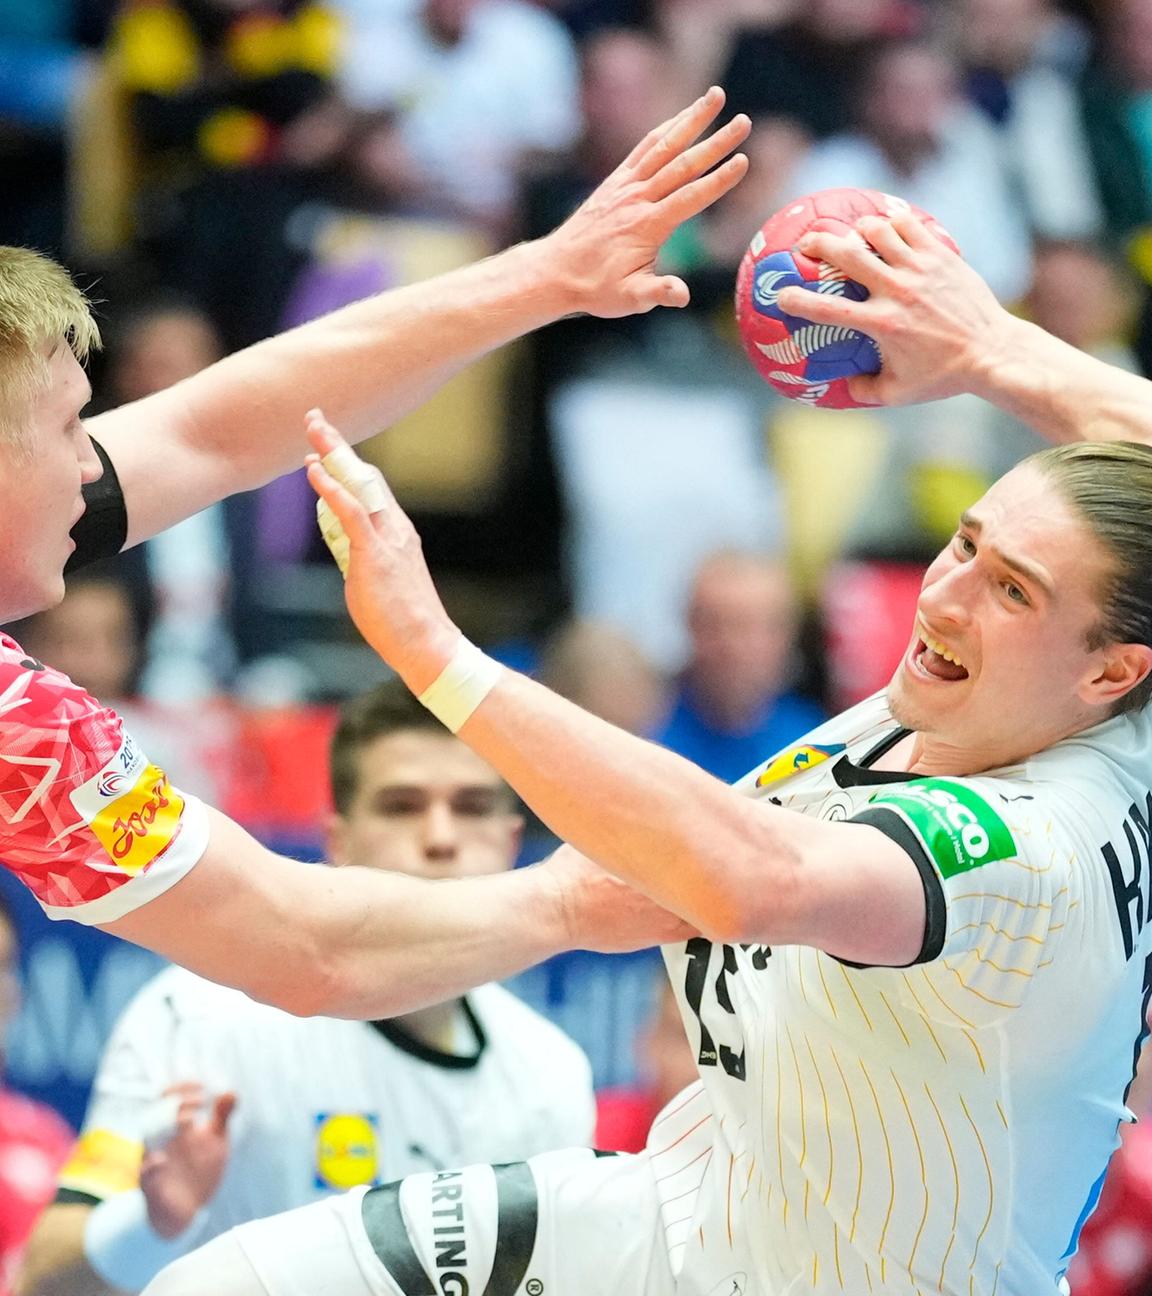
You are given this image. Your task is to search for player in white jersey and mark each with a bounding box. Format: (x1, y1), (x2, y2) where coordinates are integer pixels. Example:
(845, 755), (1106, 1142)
(17, 682), (595, 1296)
(142, 235), (1152, 1296)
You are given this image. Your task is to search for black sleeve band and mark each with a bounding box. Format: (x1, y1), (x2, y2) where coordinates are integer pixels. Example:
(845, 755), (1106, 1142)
(53, 1186), (103, 1207)
(66, 438), (129, 574)
(832, 806), (948, 969)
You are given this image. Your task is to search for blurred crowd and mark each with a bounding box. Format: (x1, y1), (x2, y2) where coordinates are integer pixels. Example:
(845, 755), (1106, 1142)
(5, 1), (1152, 1292)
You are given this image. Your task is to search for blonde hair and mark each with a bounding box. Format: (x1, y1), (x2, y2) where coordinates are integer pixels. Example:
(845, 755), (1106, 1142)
(1031, 441), (1152, 715)
(0, 247), (100, 448)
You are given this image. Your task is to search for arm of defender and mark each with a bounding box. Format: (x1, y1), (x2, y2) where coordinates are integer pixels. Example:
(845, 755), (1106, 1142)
(100, 812), (691, 1019)
(775, 209), (1152, 446)
(84, 91), (748, 548)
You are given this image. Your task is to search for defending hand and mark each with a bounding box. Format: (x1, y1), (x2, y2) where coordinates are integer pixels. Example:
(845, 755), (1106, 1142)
(543, 87), (750, 318)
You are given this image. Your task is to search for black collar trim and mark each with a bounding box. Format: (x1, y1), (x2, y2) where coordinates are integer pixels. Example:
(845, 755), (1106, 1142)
(369, 997), (487, 1070)
(831, 727), (919, 787)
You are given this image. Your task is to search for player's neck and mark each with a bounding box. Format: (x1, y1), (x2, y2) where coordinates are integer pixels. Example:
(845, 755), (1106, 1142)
(390, 999), (469, 1053)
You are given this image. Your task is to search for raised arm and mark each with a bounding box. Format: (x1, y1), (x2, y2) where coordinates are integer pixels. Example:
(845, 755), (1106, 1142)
(305, 419), (928, 968)
(85, 90), (749, 547)
(773, 208), (1152, 446)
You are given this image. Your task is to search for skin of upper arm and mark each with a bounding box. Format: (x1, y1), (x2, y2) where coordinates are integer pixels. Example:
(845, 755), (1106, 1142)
(740, 813), (929, 967)
(16, 1203), (113, 1296)
(84, 399), (226, 550)
(99, 807), (338, 1017)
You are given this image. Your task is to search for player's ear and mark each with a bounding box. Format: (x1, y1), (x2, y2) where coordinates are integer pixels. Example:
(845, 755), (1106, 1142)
(325, 813), (350, 867)
(1081, 642), (1152, 709)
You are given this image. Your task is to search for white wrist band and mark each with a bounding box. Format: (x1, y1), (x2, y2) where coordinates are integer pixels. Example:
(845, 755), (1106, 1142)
(418, 638), (502, 733)
(85, 1188), (208, 1291)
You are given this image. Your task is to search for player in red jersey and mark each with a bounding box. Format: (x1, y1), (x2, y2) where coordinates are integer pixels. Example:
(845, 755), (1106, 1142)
(0, 90), (748, 1016)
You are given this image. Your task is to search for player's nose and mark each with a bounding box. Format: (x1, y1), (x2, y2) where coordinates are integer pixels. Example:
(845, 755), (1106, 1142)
(421, 802), (459, 860)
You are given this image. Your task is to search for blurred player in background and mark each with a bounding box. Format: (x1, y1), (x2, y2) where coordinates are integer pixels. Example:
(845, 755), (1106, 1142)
(0, 90), (748, 1017)
(17, 682), (593, 1296)
(143, 215), (1152, 1295)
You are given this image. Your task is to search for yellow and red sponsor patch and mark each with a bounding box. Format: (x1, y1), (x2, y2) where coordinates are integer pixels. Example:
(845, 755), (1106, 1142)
(70, 732), (184, 875)
(755, 742), (845, 789)
(57, 1127), (143, 1198)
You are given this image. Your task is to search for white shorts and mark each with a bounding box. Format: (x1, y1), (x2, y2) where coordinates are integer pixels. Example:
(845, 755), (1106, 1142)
(143, 1148), (678, 1296)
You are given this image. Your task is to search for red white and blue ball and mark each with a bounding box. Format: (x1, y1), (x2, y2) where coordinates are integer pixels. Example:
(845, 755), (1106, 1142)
(735, 188), (959, 411)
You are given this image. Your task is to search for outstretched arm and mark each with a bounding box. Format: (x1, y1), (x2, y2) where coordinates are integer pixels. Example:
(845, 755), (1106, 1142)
(305, 417), (928, 968)
(774, 209), (1152, 446)
(102, 814), (691, 1020)
(85, 90), (749, 548)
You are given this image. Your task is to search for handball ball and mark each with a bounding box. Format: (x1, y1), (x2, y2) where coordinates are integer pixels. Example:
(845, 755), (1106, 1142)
(735, 188), (959, 410)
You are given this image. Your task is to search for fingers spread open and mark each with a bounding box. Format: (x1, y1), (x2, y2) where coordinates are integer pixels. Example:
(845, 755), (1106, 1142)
(631, 87), (727, 183)
(647, 114), (751, 203)
(658, 153), (749, 227)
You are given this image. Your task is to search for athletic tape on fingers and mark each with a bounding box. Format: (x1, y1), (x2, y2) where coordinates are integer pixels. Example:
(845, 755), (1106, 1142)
(315, 442), (390, 576)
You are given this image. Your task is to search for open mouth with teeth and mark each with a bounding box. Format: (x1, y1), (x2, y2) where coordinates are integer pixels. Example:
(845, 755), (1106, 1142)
(913, 628), (970, 682)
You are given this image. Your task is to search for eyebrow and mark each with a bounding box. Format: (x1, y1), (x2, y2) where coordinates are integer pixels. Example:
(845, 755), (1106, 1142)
(959, 511), (1056, 598)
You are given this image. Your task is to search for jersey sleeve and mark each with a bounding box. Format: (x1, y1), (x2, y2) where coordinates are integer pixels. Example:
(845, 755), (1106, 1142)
(0, 637), (210, 924)
(850, 776), (1072, 1024)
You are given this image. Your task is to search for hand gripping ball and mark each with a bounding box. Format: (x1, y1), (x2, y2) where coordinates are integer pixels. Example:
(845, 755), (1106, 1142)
(735, 188), (959, 410)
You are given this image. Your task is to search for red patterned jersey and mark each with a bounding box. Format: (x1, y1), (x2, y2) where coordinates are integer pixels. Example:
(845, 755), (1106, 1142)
(1067, 1121), (1152, 1296)
(0, 634), (210, 924)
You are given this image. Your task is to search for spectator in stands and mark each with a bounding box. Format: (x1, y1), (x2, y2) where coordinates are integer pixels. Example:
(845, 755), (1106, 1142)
(1080, 0), (1152, 377)
(0, 0), (102, 250)
(657, 550), (825, 784)
(17, 682), (594, 1296)
(336, 0), (581, 232)
(108, 0), (342, 183)
(98, 300), (235, 701)
(1081, 0), (1152, 250)
(109, 0), (352, 350)
(0, 891), (73, 1296)
(539, 619), (668, 739)
(719, 0), (919, 141)
(594, 978), (697, 1154)
(952, 0), (1102, 241)
(786, 36), (1034, 302)
(1025, 240), (1141, 370)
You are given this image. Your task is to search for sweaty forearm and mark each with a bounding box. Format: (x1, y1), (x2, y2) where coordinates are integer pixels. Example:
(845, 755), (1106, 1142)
(972, 315), (1152, 447)
(445, 670), (789, 943)
(16, 1205), (117, 1296)
(105, 814), (572, 1020)
(304, 862), (574, 1020)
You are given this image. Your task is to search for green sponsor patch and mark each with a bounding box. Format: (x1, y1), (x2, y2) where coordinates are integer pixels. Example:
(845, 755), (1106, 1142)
(868, 778), (1017, 879)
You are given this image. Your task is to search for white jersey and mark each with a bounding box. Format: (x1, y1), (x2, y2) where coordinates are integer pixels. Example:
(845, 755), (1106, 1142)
(652, 693), (1152, 1296)
(58, 966), (595, 1233)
